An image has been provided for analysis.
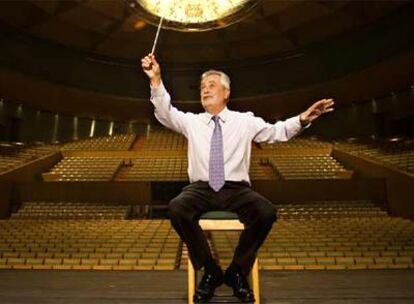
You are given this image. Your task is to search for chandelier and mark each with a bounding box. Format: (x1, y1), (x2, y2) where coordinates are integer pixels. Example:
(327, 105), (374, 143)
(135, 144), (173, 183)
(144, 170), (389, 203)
(126, 0), (261, 31)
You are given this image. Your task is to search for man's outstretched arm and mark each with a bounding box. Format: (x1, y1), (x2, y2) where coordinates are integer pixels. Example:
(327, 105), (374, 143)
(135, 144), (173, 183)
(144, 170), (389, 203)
(141, 54), (190, 136)
(251, 98), (335, 143)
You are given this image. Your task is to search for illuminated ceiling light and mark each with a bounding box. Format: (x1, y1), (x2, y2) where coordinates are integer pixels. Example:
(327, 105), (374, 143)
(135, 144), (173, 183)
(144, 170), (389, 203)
(126, 0), (261, 32)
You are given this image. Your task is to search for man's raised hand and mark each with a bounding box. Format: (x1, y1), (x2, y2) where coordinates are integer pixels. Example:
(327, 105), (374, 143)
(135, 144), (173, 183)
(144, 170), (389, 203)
(300, 98), (335, 125)
(141, 53), (161, 87)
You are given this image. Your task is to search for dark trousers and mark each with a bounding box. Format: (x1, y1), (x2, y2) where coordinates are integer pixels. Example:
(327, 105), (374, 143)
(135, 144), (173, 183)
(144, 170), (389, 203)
(169, 181), (277, 276)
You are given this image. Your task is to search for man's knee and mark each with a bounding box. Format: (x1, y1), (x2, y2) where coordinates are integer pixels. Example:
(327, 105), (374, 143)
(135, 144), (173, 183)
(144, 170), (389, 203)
(168, 196), (191, 221)
(168, 197), (182, 217)
(257, 200), (277, 224)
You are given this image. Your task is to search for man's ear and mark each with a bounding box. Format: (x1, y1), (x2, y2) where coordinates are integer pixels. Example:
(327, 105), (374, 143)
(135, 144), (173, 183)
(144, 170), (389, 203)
(224, 89), (230, 101)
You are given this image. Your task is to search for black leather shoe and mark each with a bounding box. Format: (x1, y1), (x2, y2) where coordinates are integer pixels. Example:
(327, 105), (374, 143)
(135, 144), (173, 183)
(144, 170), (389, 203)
(224, 269), (255, 303)
(193, 267), (224, 303)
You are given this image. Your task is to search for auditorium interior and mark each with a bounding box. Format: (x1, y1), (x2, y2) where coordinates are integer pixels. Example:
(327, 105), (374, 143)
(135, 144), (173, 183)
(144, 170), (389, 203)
(0, 0), (413, 303)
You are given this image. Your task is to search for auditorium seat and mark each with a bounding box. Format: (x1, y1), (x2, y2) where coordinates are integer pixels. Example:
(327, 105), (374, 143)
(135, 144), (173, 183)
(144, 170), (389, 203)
(203, 201), (414, 271)
(249, 158), (278, 180)
(334, 138), (414, 174)
(43, 157), (122, 181)
(0, 142), (57, 173)
(1, 206), (413, 271)
(61, 134), (136, 151)
(248, 138), (353, 180)
(138, 129), (187, 151)
(268, 155), (352, 179)
(10, 202), (131, 220)
(257, 138), (333, 150)
(116, 156), (188, 181)
(0, 219), (181, 270)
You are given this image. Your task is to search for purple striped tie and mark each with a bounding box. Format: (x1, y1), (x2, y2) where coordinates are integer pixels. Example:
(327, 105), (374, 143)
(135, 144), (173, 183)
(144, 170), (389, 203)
(209, 116), (225, 192)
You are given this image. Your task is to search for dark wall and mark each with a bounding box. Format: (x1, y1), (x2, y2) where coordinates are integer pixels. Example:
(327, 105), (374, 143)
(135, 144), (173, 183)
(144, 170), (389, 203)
(15, 181), (151, 205)
(303, 88), (414, 139)
(252, 179), (386, 205)
(0, 99), (147, 143)
(0, 181), (12, 218)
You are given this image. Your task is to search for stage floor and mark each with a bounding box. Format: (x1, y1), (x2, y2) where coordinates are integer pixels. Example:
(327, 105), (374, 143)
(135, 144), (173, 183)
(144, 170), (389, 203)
(0, 270), (413, 303)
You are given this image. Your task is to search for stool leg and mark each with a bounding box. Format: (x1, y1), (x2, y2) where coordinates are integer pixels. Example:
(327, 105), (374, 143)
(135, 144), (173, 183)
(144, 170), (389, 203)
(188, 258), (196, 304)
(251, 258), (260, 304)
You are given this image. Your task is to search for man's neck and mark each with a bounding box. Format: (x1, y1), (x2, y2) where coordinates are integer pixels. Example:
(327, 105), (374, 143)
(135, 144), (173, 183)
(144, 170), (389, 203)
(207, 105), (226, 116)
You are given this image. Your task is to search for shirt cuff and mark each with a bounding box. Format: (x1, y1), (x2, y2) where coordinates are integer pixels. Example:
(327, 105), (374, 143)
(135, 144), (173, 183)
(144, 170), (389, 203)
(150, 81), (165, 97)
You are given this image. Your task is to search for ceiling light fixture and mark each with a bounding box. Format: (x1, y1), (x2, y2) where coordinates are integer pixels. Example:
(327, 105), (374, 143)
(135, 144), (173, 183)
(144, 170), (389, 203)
(126, 0), (261, 32)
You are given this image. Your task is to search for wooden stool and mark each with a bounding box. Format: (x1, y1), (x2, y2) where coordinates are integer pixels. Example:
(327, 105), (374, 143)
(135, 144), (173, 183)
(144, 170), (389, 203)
(187, 211), (260, 304)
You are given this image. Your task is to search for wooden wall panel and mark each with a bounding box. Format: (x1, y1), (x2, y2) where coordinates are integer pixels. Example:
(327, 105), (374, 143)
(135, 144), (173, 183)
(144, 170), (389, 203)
(15, 181), (151, 205)
(333, 149), (414, 219)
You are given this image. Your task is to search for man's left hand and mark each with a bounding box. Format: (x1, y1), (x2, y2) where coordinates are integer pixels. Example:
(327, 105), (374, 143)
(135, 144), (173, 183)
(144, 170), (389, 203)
(300, 98), (335, 126)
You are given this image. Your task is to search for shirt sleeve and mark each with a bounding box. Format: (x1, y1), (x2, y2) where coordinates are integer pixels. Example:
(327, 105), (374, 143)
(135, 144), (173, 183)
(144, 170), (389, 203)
(247, 112), (311, 143)
(150, 82), (190, 137)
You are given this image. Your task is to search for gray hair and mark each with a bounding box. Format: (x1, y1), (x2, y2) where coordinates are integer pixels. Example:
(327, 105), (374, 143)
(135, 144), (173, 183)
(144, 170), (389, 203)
(201, 70), (231, 91)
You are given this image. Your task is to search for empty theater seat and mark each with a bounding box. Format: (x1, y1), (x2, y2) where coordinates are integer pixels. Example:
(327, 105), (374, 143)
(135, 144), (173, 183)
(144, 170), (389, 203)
(0, 142), (57, 173)
(334, 139), (414, 174)
(61, 134), (136, 151)
(139, 129), (187, 151)
(44, 157), (122, 181)
(200, 201), (414, 271)
(0, 219), (181, 270)
(10, 202), (131, 220)
(117, 156), (188, 181)
(268, 155), (352, 179)
(258, 138), (333, 150)
(1, 201), (413, 271)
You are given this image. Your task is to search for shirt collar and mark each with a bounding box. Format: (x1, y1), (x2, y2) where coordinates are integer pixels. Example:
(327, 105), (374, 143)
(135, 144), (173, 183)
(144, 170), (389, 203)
(203, 106), (230, 125)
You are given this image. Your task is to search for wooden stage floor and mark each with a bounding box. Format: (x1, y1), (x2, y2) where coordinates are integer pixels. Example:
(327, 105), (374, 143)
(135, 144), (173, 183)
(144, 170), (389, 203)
(0, 270), (413, 303)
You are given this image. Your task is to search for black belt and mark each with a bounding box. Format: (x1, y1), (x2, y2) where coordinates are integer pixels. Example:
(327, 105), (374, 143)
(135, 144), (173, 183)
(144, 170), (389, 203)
(194, 180), (250, 187)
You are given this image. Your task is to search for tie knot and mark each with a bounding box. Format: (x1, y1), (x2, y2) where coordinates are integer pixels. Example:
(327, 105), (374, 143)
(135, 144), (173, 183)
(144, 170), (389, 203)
(212, 116), (220, 124)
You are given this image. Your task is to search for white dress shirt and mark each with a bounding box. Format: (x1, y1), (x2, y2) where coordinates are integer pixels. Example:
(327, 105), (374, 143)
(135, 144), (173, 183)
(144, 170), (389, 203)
(150, 82), (308, 184)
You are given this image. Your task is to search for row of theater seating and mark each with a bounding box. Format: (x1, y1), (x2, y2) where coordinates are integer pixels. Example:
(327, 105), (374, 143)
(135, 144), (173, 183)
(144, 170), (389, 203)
(267, 155), (353, 179)
(334, 139), (414, 174)
(249, 159), (278, 180)
(11, 200), (386, 220)
(275, 200), (387, 218)
(42, 154), (349, 181)
(10, 202), (131, 220)
(43, 157), (122, 181)
(2, 133), (354, 181)
(0, 219), (180, 270)
(117, 157), (188, 181)
(61, 134), (136, 151)
(0, 143), (57, 173)
(204, 201), (414, 270)
(138, 129), (187, 151)
(258, 137), (333, 150)
(116, 157), (278, 181)
(2, 200), (410, 271)
(136, 131), (333, 152)
(4, 133), (414, 179)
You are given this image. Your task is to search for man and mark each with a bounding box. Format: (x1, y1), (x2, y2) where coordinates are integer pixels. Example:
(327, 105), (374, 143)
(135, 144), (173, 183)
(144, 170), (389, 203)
(141, 53), (334, 303)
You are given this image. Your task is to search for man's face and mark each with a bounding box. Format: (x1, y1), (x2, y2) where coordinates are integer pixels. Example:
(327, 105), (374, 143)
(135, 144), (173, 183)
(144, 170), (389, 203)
(200, 74), (230, 112)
